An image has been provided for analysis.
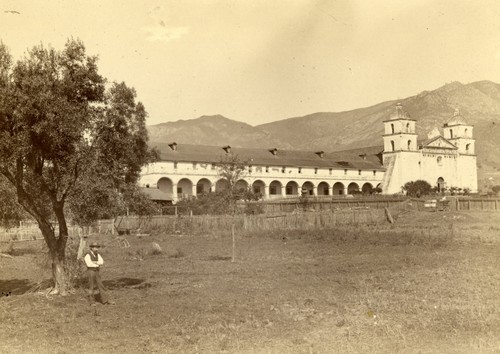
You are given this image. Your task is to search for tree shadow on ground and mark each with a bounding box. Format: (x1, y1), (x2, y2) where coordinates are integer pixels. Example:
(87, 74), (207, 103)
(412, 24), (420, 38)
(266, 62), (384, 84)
(0, 279), (34, 296)
(103, 277), (151, 290)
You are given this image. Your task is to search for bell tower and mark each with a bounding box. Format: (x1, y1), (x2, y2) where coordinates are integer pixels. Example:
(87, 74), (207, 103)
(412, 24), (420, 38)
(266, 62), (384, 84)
(382, 103), (418, 157)
(443, 108), (475, 155)
(381, 103), (419, 194)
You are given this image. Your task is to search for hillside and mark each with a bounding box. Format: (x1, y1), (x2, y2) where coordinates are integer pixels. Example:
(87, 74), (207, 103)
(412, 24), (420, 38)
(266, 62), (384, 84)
(147, 114), (292, 149)
(147, 81), (500, 191)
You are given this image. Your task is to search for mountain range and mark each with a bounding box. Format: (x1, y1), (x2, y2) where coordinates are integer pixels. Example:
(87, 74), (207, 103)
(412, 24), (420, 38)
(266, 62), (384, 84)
(147, 81), (500, 191)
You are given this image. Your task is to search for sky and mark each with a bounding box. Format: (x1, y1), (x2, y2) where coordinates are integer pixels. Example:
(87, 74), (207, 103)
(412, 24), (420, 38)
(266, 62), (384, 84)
(2, 0), (500, 126)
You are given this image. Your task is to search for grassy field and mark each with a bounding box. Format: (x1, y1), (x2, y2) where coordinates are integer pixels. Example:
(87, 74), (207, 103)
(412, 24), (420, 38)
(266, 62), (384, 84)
(1, 210), (500, 353)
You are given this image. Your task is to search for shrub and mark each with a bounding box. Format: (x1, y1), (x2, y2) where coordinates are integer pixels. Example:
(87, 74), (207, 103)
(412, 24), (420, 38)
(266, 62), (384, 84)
(403, 180), (432, 197)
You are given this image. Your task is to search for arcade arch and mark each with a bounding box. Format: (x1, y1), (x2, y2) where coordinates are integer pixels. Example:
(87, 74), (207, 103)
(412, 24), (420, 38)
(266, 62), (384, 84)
(157, 177), (173, 194)
(235, 179), (249, 193)
(317, 182), (330, 195)
(252, 180), (265, 195)
(196, 178), (211, 195)
(332, 182), (345, 195)
(178, 178), (194, 198)
(285, 181), (299, 196)
(362, 183), (373, 195)
(301, 181), (314, 196)
(347, 182), (360, 194)
(269, 180), (283, 197)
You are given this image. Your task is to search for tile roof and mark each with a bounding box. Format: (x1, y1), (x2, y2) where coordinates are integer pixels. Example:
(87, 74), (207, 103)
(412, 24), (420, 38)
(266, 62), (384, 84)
(151, 142), (385, 171)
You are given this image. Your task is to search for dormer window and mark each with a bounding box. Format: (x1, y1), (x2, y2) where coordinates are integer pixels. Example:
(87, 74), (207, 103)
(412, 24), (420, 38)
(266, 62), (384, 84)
(316, 151), (324, 158)
(222, 145), (231, 154)
(269, 148), (278, 156)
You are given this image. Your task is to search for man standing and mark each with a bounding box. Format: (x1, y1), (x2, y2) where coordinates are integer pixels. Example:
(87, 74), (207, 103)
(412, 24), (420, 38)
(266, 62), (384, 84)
(84, 242), (114, 305)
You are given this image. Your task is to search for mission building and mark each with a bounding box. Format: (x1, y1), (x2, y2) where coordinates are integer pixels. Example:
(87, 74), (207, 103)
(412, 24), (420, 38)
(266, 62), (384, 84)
(139, 104), (478, 203)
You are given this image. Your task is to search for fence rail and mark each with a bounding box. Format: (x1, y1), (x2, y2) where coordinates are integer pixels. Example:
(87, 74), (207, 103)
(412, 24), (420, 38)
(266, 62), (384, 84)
(1, 197), (498, 242)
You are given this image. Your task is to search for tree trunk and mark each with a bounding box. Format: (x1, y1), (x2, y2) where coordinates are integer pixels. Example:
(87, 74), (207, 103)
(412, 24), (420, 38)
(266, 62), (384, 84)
(50, 252), (68, 295)
(51, 204), (69, 296)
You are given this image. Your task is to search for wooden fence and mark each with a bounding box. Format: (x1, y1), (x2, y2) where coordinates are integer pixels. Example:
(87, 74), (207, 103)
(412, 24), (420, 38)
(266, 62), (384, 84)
(0, 219), (114, 243)
(91, 207), (396, 235)
(2, 197), (498, 242)
(409, 197), (500, 211)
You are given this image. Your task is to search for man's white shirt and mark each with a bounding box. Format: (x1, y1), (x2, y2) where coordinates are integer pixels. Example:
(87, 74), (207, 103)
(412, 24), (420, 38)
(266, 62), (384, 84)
(84, 251), (104, 268)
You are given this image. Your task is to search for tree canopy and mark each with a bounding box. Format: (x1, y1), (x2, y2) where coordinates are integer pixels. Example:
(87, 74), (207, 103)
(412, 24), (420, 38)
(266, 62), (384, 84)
(0, 39), (155, 294)
(403, 180), (432, 198)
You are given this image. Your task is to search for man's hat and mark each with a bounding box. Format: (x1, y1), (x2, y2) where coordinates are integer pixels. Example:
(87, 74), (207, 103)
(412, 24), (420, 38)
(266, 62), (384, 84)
(89, 242), (101, 248)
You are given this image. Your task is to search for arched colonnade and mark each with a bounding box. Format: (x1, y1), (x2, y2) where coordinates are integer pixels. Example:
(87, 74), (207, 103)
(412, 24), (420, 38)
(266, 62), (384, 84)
(154, 177), (380, 203)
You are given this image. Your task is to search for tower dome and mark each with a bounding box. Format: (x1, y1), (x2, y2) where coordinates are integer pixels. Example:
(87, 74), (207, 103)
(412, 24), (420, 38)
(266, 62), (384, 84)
(389, 103), (411, 120)
(446, 108), (468, 126)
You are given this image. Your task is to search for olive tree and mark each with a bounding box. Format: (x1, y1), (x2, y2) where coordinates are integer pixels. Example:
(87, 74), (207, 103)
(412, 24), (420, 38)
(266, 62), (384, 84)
(0, 39), (153, 295)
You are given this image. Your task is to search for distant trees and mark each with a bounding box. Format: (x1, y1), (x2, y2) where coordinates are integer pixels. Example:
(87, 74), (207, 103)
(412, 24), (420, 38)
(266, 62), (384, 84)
(0, 39), (155, 294)
(403, 180), (432, 197)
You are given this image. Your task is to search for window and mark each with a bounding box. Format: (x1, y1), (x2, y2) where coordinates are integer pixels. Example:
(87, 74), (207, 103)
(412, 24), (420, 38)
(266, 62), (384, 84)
(266, 166), (269, 173)
(407, 140), (412, 150)
(298, 167), (302, 174)
(466, 143), (471, 152)
(248, 165), (252, 173)
(177, 187), (182, 194)
(329, 168), (332, 175)
(286, 186), (293, 195)
(391, 141), (395, 151)
(270, 186), (277, 194)
(344, 169), (347, 175)
(450, 129), (453, 138)
(211, 163), (216, 170)
(391, 123), (395, 134)
(406, 123), (410, 133)
(282, 167), (286, 173)
(358, 170), (361, 175)
(174, 162), (178, 169)
(314, 168), (318, 174)
(437, 156), (443, 166)
(373, 170), (376, 176)
(193, 163), (197, 169)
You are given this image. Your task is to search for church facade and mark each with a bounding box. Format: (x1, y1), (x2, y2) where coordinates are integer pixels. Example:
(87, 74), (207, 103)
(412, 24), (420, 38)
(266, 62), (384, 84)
(139, 104), (477, 203)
